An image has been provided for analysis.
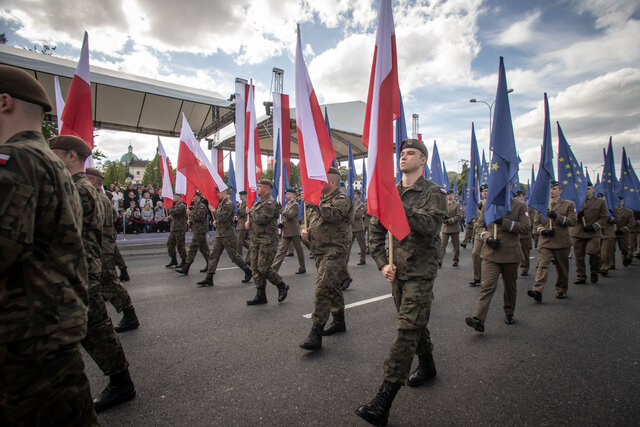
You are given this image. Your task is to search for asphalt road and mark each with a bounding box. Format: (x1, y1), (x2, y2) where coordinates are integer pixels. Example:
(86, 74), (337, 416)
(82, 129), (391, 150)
(87, 240), (640, 426)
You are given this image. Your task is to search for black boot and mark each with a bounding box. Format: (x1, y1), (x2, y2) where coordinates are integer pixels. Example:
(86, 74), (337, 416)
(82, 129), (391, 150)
(246, 288), (267, 305)
(199, 263), (208, 273)
(406, 353), (437, 387)
(119, 268), (130, 282)
(299, 323), (324, 350)
(355, 381), (401, 426)
(323, 310), (346, 335)
(197, 273), (214, 287)
(276, 282), (289, 302)
(114, 306), (140, 332)
(176, 259), (186, 269)
(165, 256), (178, 268)
(176, 262), (191, 275)
(93, 369), (136, 412)
(242, 268), (253, 283)
(341, 277), (352, 290)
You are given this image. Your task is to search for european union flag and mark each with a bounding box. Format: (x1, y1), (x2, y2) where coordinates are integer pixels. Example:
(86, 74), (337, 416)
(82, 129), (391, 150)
(602, 138), (617, 216)
(325, 107), (338, 168)
(429, 140), (445, 187)
(453, 174), (459, 202)
(465, 122), (480, 224)
(528, 93), (555, 217)
(620, 148), (640, 210)
(347, 140), (357, 201)
(585, 166), (591, 185)
(510, 154), (522, 196)
(557, 122), (587, 210)
(442, 161), (450, 191)
(484, 57), (519, 225)
(480, 150), (489, 186)
(362, 157), (367, 200)
(395, 89), (408, 183)
(227, 151), (238, 215)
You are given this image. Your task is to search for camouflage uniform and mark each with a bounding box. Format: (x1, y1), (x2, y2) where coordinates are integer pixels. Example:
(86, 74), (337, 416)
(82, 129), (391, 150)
(236, 199), (251, 262)
(186, 201), (210, 264)
(208, 195), (251, 274)
(0, 131), (97, 425)
(369, 176), (447, 385)
(307, 188), (353, 326)
(350, 199), (367, 264)
(167, 200), (188, 261)
(248, 194), (283, 289)
(114, 245), (127, 270)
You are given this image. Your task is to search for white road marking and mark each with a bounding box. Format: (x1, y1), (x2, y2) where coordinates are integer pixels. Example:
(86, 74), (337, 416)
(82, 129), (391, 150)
(217, 267), (239, 271)
(302, 293), (393, 318)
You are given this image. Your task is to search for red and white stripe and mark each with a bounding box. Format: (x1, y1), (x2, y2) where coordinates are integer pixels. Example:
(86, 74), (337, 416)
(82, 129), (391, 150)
(158, 136), (175, 208)
(245, 82), (262, 208)
(234, 81), (247, 195)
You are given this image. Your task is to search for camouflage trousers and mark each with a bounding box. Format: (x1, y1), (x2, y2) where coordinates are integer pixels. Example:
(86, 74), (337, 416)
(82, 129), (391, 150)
(382, 276), (435, 385)
(236, 229), (251, 262)
(114, 245), (127, 270)
(250, 239), (282, 290)
(167, 230), (187, 260)
(186, 231), (210, 265)
(311, 253), (347, 326)
(208, 235), (249, 274)
(83, 285), (129, 377)
(349, 231), (367, 264)
(101, 254), (133, 313)
(0, 327), (99, 426)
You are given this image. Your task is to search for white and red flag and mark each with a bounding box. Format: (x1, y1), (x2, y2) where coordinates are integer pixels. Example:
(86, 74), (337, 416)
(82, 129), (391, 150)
(363, 0), (409, 240)
(234, 80), (247, 196)
(60, 31), (94, 150)
(272, 92), (291, 190)
(245, 82), (262, 208)
(210, 147), (224, 181)
(294, 24), (335, 205)
(157, 136), (175, 208)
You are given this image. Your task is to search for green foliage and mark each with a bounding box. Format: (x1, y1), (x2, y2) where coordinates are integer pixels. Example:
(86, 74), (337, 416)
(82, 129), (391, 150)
(338, 165), (348, 182)
(0, 33), (7, 44)
(142, 154), (162, 187)
(103, 161), (127, 186)
(288, 162), (300, 187)
(41, 120), (58, 140)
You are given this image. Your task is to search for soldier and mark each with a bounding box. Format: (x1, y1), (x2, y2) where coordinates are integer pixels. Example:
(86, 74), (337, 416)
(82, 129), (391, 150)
(527, 181), (577, 302)
(439, 189), (462, 267)
(465, 188), (530, 332)
(176, 192), (210, 275)
(246, 180), (289, 304)
(300, 167), (353, 350)
(598, 192), (616, 276)
(50, 138), (136, 412)
(515, 190), (533, 276)
(272, 188), (306, 274)
(469, 184), (488, 286)
(165, 193), (188, 268)
(236, 190), (251, 264)
(570, 182), (609, 284)
(197, 188), (253, 287)
(0, 66), (96, 425)
(356, 139), (446, 426)
(614, 196), (634, 267)
(115, 245), (130, 281)
(461, 215), (474, 249)
(350, 190), (367, 265)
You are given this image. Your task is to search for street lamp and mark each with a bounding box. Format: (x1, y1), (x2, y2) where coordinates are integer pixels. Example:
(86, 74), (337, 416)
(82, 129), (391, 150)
(469, 88), (514, 136)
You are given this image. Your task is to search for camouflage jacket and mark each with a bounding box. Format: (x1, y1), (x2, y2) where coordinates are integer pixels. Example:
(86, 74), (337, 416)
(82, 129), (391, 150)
(0, 131), (88, 345)
(236, 200), (247, 231)
(73, 172), (104, 289)
(168, 201), (188, 232)
(308, 188), (353, 255)
(98, 191), (117, 258)
(190, 201), (210, 235)
(214, 196), (236, 239)
(248, 194), (281, 243)
(370, 176), (447, 281)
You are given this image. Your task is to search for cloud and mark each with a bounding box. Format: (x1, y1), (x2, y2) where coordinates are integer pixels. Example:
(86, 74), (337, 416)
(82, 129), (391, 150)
(489, 11), (541, 46)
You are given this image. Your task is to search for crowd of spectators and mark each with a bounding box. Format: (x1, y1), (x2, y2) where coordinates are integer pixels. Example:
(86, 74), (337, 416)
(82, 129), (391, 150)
(105, 183), (170, 234)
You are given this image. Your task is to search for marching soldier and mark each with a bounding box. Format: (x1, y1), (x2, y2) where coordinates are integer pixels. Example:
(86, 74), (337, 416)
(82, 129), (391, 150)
(570, 182), (609, 284)
(165, 193), (188, 268)
(115, 245), (130, 282)
(469, 184), (488, 286)
(439, 189), (462, 267)
(598, 192), (616, 276)
(465, 189), (530, 332)
(197, 188), (253, 287)
(272, 188), (306, 274)
(461, 215), (474, 249)
(176, 192), (210, 275)
(350, 190), (367, 265)
(245, 180), (289, 304)
(515, 190), (532, 276)
(527, 181), (577, 302)
(236, 190), (251, 264)
(300, 167), (353, 350)
(614, 196), (634, 267)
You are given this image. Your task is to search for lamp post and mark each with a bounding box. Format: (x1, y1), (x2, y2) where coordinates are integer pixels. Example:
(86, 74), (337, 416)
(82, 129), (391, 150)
(469, 88), (513, 136)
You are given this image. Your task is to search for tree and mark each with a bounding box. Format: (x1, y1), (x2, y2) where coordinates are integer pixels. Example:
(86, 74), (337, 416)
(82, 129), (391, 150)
(0, 33), (7, 44)
(42, 120), (58, 140)
(103, 161), (127, 186)
(338, 165), (348, 182)
(142, 154), (162, 187)
(288, 162), (300, 187)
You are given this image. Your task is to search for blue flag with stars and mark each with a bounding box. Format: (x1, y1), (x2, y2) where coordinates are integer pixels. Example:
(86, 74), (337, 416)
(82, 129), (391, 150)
(442, 161), (450, 191)
(429, 141), (445, 187)
(557, 122), (587, 210)
(484, 57), (519, 225)
(466, 122), (480, 224)
(347, 140), (357, 201)
(453, 175), (459, 202)
(602, 138), (617, 217)
(395, 89), (408, 183)
(627, 158), (640, 208)
(480, 150), (489, 186)
(325, 107), (338, 168)
(228, 152), (238, 215)
(528, 93), (555, 218)
(620, 148), (640, 211)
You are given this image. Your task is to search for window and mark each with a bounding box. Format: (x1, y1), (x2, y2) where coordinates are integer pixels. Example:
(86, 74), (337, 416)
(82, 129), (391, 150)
(137, 171), (140, 175)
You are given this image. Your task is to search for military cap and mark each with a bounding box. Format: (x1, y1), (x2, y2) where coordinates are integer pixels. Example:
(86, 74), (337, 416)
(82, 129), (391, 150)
(85, 167), (104, 180)
(399, 138), (429, 158)
(285, 188), (296, 194)
(327, 167), (340, 176)
(597, 192), (604, 197)
(48, 135), (92, 159)
(258, 179), (273, 188)
(239, 190), (247, 195)
(354, 189), (361, 195)
(550, 180), (560, 187)
(0, 65), (53, 112)
(619, 195), (624, 200)
(587, 181), (594, 187)
(340, 181), (346, 187)
(479, 184), (488, 190)
(194, 191), (203, 197)
(515, 190), (524, 196)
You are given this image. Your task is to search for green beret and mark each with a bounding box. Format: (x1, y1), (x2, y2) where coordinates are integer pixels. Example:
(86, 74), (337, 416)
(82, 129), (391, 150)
(399, 138), (428, 159)
(48, 135), (92, 159)
(339, 181), (346, 187)
(479, 184), (488, 190)
(0, 65), (52, 112)
(550, 180), (560, 187)
(587, 181), (593, 187)
(447, 190), (454, 194)
(85, 167), (104, 180)
(239, 190), (247, 195)
(619, 195), (624, 200)
(285, 188), (296, 194)
(327, 167), (340, 176)
(515, 190), (524, 196)
(258, 179), (273, 188)
(354, 190), (361, 195)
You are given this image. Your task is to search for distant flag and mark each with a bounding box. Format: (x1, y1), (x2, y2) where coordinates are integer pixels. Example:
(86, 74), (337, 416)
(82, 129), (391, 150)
(228, 153), (238, 214)
(510, 154), (521, 196)
(480, 150), (489, 186)
(484, 57), (519, 225)
(362, 0), (410, 240)
(347, 140), (357, 201)
(60, 32), (94, 150)
(620, 148), (640, 211)
(525, 180), (530, 202)
(395, 89), (408, 183)
(453, 175), (459, 202)
(53, 75), (64, 131)
(528, 93), (555, 217)
(557, 122), (587, 210)
(295, 24), (335, 205)
(362, 157), (368, 200)
(429, 141), (445, 187)
(627, 158), (640, 207)
(602, 138), (618, 216)
(272, 92), (291, 181)
(245, 82), (262, 207)
(465, 122), (480, 223)
(235, 80), (247, 196)
(442, 161), (450, 191)
(157, 137), (175, 209)
(325, 107), (338, 168)
(529, 164), (536, 199)
(271, 130), (283, 203)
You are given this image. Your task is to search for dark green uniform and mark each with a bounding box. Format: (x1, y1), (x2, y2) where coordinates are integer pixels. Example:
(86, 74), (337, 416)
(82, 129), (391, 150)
(207, 195), (250, 274)
(236, 200), (251, 262)
(167, 200), (187, 261)
(186, 201), (210, 264)
(248, 195), (282, 290)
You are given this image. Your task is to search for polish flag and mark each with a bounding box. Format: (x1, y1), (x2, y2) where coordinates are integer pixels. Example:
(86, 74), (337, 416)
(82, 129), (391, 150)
(53, 75), (65, 131)
(363, 0), (409, 240)
(245, 82), (262, 208)
(158, 137), (175, 208)
(234, 80), (247, 195)
(272, 92), (291, 182)
(60, 32), (94, 150)
(295, 24), (335, 205)
(177, 114), (227, 208)
(210, 147), (224, 180)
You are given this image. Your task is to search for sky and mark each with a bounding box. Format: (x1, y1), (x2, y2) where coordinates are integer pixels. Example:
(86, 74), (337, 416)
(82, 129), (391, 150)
(2, 0), (639, 184)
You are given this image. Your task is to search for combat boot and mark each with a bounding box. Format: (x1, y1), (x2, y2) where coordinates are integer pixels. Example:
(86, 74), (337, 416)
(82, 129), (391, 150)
(114, 306), (140, 332)
(197, 273), (214, 287)
(276, 281), (289, 302)
(355, 381), (401, 426)
(176, 259), (186, 269)
(165, 256), (178, 268)
(246, 288), (267, 305)
(299, 323), (324, 350)
(199, 263), (208, 273)
(93, 369), (136, 412)
(406, 353), (437, 387)
(119, 268), (130, 282)
(176, 262), (191, 275)
(242, 267), (253, 283)
(323, 310), (346, 336)
(341, 277), (353, 290)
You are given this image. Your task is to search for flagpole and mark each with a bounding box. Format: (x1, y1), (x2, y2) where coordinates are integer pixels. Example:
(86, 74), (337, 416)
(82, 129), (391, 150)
(388, 232), (394, 267)
(494, 223), (497, 239)
(548, 200), (553, 230)
(303, 201), (308, 231)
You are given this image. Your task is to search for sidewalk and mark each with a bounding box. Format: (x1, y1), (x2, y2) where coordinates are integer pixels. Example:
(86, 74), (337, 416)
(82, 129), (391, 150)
(116, 231), (215, 256)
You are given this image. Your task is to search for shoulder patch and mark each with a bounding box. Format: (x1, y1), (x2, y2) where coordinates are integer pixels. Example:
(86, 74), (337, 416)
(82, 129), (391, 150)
(226, 201), (231, 205)
(440, 188), (447, 194)
(0, 153), (10, 165)
(338, 194), (346, 199)
(525, 211), (530, 217)
(268, 201), (272, 204)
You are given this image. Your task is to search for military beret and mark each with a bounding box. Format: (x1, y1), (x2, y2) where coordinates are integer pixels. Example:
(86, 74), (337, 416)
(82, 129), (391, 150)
(340, 181), (346, 187)
(587, 181), (593, 187)
(515, 190), (524, 196)
(399, 138), (428, 159)
(618, 195), (624, 200)
(0, 65), (52, 112)
(597, 192), (604, 197)
(194, 191), (203, 197)
(85, 167), (104, 180)
(239, 190), (247, 195)
(327, 167), (340, 176)
(258, 179), (273, 188)
(354, 189), (361, 195)
(479, 184), (488, 190)
(285, 188), (296, 194)
(550, 180), (560, 187)
(48, 135), (92, 159)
